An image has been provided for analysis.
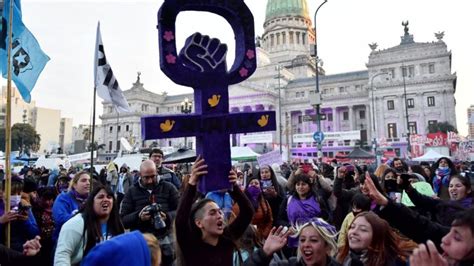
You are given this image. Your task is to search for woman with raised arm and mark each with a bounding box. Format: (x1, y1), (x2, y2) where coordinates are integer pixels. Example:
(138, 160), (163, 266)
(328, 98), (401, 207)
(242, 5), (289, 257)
(244, 219), (340, 266)
(175, 155), (254, 266)
(363, 174), (474, 266)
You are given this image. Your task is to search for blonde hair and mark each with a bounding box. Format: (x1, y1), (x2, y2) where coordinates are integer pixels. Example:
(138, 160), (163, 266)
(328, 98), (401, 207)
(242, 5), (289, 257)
(294, 218), (338, 258)
(374, 164), (389, 181)
(68, 171), (90, 191)
(143, 233), (161, 266)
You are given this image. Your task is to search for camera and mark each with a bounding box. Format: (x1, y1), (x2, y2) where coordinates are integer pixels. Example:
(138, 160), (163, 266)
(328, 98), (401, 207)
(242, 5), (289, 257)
(143, 203), (166, 230)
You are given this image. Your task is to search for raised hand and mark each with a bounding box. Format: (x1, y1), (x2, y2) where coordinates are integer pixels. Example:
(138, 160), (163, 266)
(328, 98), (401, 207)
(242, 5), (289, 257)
(262, 226), (291, 256)
(181, 32), (227, 72)
(189, 155), (208, 186)
(364, 172), (388, 206)
(409, 240), (448, 266)
(228, 170), (237, 185)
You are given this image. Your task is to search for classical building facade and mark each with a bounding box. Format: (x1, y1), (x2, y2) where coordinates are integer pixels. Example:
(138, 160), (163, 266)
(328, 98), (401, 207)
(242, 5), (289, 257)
(100, 0), (457, 160)
(468, 105), (474, 140)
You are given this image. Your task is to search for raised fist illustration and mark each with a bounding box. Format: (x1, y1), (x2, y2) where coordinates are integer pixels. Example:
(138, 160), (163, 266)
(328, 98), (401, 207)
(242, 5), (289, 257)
(180, 32), (227, 73)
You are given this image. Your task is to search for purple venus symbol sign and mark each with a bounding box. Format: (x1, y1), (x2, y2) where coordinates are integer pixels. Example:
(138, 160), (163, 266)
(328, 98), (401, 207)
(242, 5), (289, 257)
(141, 0), (276, 193)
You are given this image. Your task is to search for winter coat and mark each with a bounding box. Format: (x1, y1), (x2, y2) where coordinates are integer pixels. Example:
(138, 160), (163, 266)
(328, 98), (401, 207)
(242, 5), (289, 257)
(119, 180), (179, 239)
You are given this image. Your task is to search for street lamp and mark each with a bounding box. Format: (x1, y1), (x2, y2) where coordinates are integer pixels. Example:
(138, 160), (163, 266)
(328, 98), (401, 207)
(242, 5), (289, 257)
(180, 97), (192, 148)
(370, 72), (389, 166)
(313, 0), (328, 161)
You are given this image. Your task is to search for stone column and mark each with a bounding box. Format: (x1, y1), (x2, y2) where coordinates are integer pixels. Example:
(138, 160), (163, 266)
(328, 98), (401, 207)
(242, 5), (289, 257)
(333, 107), (339, 132)
(366, 104), (373, 140)
(348, 106), (354, 131)
(377, 96), (385, 138)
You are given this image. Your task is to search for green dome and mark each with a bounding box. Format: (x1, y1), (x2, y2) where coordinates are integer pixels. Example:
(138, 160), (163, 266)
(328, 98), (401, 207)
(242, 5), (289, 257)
(265, 0), (310, 22)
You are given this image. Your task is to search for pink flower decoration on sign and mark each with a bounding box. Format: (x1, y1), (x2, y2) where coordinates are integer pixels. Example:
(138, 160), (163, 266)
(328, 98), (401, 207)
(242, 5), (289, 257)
(165, 53), (176, 64)
(239, 67), (248, 77)
(163, 31), (175, 42)
(246, 49), (255, 59)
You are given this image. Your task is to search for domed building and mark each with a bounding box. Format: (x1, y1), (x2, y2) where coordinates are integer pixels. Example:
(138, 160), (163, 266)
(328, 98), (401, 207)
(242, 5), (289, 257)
(100, 0), (457, 162)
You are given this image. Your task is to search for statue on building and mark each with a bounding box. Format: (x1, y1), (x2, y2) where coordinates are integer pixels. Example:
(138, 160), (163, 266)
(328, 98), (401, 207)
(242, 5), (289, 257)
(400, 20), (414, 45)
(136, 71), (141, 83)
(256, 35), (262, 47)
(369, 42), (378, 51)
(435, 31), (445, 41)
(402, 21), (409, 35)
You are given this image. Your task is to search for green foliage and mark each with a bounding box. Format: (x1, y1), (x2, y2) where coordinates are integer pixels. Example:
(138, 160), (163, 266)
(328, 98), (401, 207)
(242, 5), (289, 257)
(0, 123), (41, 152)
(427, 121), (458, 134)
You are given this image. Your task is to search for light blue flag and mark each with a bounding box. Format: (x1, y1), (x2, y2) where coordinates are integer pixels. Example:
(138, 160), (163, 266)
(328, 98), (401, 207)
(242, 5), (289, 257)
(1, 0), (49, 103)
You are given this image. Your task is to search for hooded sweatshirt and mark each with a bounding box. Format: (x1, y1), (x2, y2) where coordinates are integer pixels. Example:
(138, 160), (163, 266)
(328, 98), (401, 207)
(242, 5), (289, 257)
(81, 230), (151, 266)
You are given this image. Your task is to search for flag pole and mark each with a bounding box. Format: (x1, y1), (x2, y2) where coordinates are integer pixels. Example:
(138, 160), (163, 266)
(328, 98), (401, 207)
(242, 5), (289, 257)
(90, 86), (96, 180)
(4, 0), (15, 248)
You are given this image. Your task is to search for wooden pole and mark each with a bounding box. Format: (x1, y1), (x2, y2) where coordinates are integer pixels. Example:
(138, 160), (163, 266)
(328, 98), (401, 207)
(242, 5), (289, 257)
(4, 0), (15, 248)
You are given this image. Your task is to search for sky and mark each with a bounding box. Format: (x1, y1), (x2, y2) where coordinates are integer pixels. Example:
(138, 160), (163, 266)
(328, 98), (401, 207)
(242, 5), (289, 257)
(3, 0), (473, 135)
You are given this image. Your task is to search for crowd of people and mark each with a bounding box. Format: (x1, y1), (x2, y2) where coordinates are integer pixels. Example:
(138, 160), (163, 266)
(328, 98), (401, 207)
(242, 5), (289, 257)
(0, 148), (473, 266)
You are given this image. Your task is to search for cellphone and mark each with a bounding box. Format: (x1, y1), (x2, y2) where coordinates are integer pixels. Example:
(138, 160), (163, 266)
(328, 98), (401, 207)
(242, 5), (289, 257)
(261, 179), (272, 189)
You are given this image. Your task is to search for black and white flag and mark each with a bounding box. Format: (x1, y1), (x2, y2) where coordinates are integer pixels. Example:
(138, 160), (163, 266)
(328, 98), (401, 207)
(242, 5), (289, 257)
(94, 22), (130, 113)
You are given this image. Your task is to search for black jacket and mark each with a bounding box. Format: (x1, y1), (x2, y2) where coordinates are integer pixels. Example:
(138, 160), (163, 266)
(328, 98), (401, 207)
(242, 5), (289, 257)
(377, 200), (449, 249)
(333, 177), (360, 229)
(119, 179), (179, 238)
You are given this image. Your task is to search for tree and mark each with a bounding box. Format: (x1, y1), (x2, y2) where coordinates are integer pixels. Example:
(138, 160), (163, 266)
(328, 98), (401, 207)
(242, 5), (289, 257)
(427, 121), (458, 134)
(0, 123), (41, 153)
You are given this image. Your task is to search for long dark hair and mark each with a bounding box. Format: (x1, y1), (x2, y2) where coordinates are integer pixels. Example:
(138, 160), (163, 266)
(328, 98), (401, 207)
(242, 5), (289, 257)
(432, 157), (457, 175)
(338, 212), (409, 266)
(256, 165), (283, 196)
(80, 185), (124, 255)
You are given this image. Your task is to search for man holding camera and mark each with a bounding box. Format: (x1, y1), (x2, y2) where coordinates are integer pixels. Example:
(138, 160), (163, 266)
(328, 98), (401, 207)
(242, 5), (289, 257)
(120, 160), (179, 266)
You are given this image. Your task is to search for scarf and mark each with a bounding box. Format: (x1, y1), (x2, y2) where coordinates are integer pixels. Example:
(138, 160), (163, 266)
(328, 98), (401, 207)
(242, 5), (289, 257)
(70, 189), (88, 205)
(246, 186), (262, 210)
(458, 197), (473, 209)
(433, 167), (451, 194)
(287, 195), (321, 247)
(342, 250), (367, 266)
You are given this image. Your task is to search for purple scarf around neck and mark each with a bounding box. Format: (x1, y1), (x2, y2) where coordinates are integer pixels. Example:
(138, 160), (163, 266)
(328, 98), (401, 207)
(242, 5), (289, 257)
(287, 195), (321, 226)
(286, 195), (321, 247)
(70, 189), (88, 205)
(433, 168), (451, 194)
